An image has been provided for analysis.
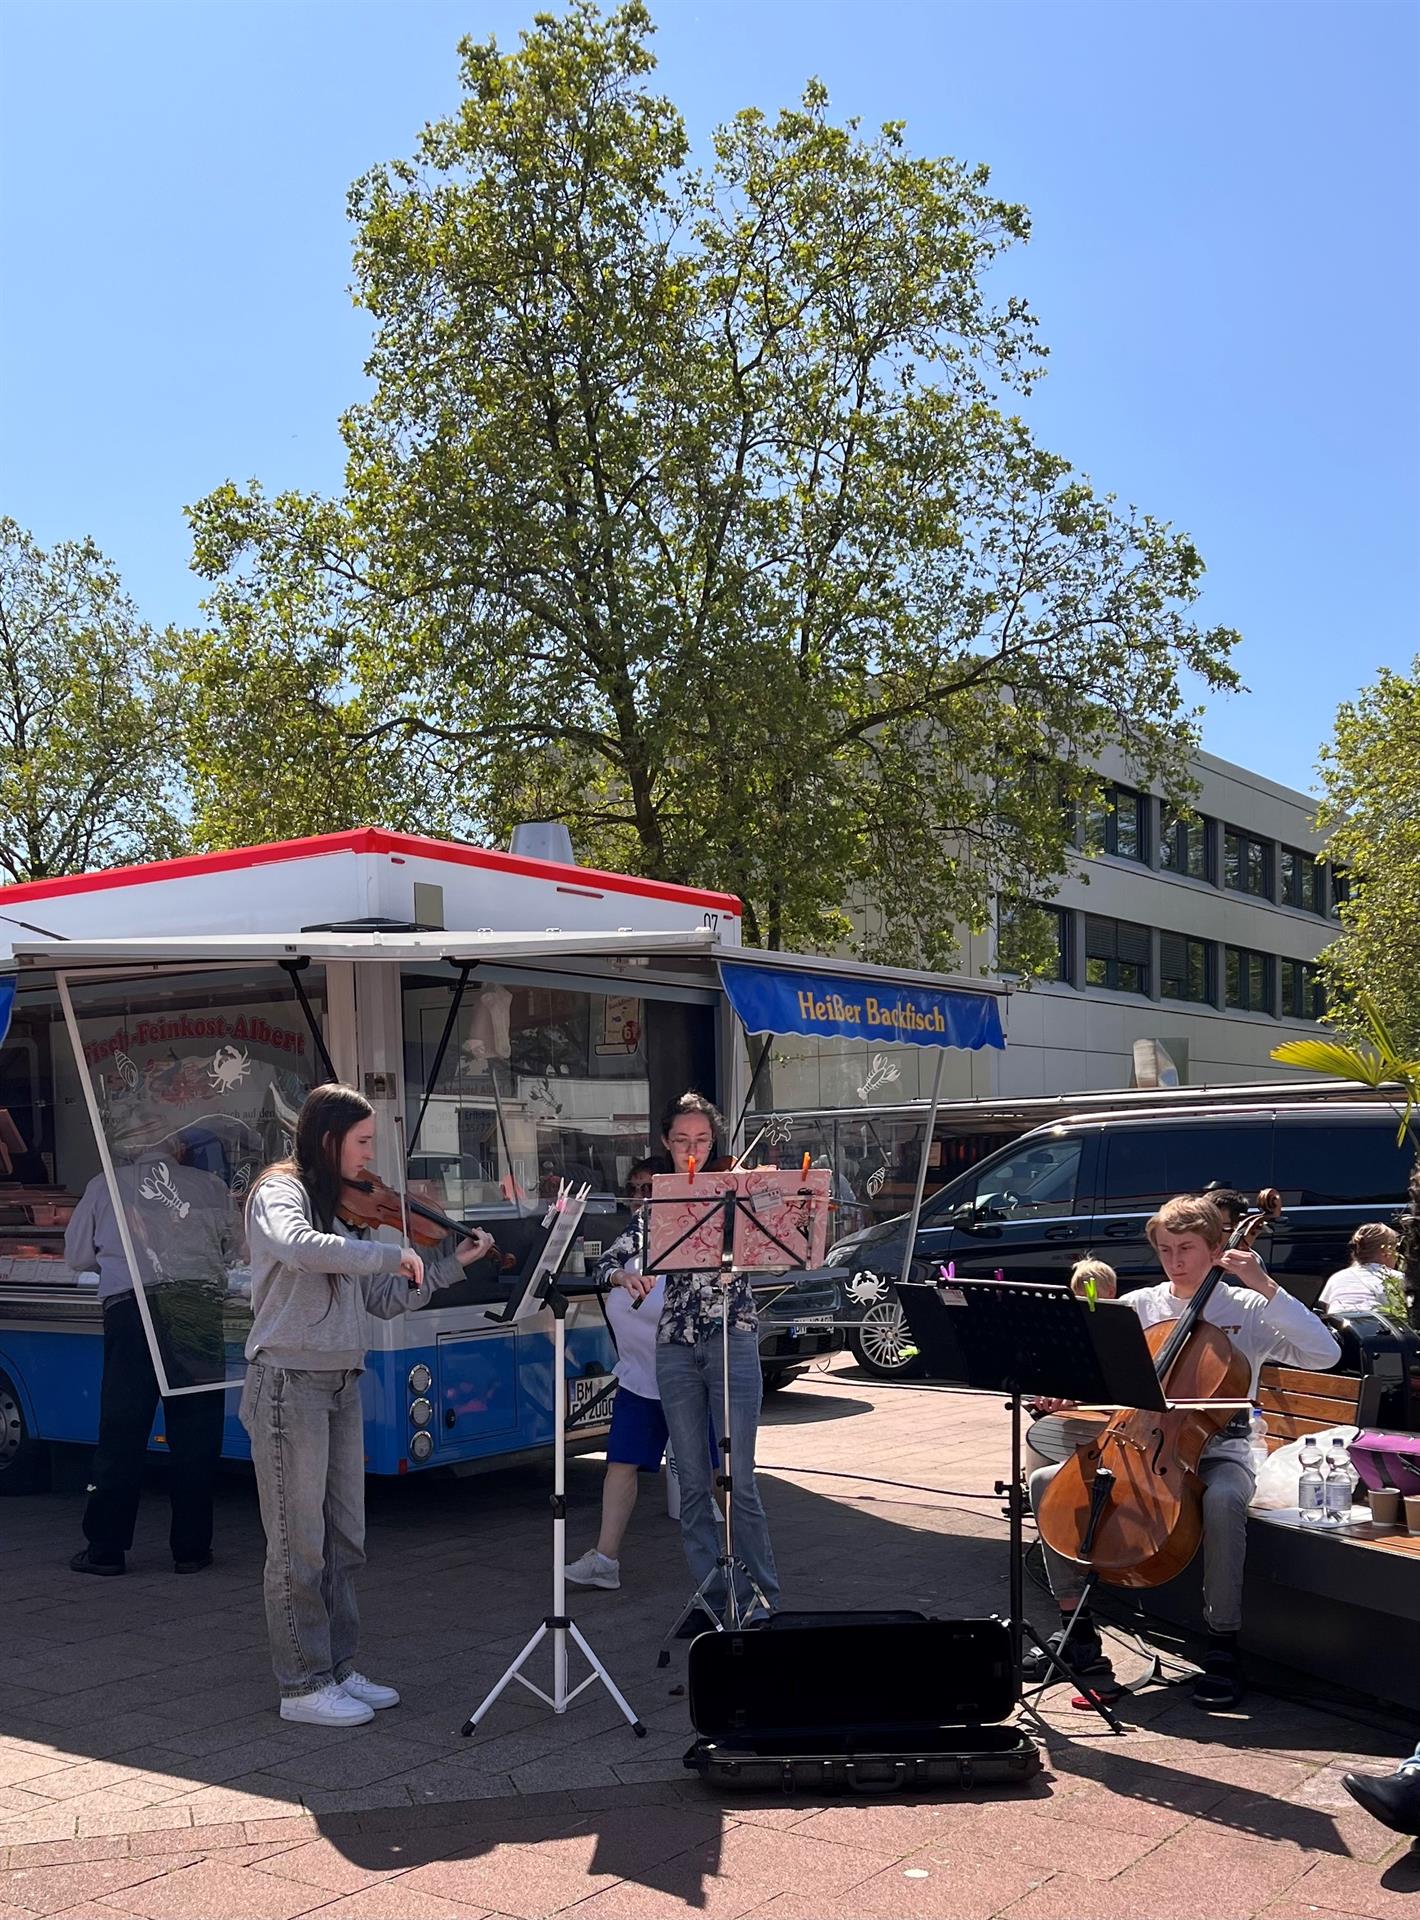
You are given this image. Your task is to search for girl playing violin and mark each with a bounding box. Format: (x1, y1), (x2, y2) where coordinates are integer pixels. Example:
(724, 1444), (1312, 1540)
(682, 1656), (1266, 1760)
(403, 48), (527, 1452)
(1026, 1193), (1339, 1709)
(240, 1083), (495, 1728)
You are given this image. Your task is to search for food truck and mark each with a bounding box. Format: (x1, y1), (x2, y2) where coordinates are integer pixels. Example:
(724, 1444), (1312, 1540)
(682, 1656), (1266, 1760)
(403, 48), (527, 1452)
(0, 827), (1007, 1490)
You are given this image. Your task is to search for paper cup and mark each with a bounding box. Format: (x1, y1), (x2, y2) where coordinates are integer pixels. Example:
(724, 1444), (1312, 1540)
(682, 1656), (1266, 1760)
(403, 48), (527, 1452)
(1404, 1494), (1420, 1533)
(1368, 1488), (1403, 1524)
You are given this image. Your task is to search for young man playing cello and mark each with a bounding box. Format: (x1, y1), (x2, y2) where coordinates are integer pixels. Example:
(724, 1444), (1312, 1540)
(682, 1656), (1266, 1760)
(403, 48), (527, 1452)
(1025, 1193), (1340, 1709)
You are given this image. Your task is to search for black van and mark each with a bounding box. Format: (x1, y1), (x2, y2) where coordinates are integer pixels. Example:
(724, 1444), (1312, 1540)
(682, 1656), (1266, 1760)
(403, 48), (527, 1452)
(831, 1101), (1413, 1377)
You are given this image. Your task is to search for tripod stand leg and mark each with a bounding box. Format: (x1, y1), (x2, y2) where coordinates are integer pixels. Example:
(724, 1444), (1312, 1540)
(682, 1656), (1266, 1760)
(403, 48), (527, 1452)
(567, 1622), (646, 1734)
(1020, 1579), (1126, 1736)
(462, 1621), (549, 1736)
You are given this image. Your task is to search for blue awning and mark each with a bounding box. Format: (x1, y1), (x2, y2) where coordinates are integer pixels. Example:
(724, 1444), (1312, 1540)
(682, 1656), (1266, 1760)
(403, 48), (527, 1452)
(718, 959), (1004, 1052)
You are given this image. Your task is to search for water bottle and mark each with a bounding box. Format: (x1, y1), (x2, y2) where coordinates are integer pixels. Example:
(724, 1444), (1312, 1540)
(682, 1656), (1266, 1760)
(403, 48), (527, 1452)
(1297, 1436), (1325, 1525)
(1324, 1435), (1354, 1525)
(1248, 1409), (1270, 1474)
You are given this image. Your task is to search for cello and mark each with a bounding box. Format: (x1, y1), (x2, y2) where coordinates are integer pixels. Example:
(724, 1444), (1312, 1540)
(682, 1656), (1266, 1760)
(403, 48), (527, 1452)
(1035, 1188), (1281, 1590)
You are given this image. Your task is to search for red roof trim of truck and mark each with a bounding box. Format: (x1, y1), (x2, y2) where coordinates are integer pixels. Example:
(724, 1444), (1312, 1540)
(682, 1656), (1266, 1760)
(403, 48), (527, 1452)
(0, 828), (743, 916)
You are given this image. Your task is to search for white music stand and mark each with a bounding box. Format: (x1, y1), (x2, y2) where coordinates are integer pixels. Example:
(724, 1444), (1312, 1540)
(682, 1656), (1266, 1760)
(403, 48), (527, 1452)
(461, 1184), (645, 1742)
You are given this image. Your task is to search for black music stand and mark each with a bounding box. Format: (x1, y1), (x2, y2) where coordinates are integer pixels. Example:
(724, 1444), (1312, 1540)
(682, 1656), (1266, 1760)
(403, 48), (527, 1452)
(646, 1176), (829, 1663)
(899, 1280), (1167, 1735)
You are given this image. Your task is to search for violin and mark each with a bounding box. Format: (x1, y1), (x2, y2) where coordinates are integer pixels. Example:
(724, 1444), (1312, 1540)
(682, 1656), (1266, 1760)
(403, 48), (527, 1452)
(1035, 1188), (1282, 1591)
(339, 1173), (509, 1264)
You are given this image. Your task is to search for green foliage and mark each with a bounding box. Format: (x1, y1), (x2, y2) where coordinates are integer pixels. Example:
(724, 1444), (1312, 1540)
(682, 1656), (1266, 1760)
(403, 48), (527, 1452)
(186, 0), (1239, 958)
(1312, 661), (1420, 1050)
(1272, 993), (1420, 1145)
(0, 519), (185, 882)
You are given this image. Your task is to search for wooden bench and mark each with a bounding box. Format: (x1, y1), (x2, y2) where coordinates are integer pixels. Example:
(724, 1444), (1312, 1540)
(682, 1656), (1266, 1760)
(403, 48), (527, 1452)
(1257, 1362), (1362, 1448)
(1133, 1361), (1420, 1708)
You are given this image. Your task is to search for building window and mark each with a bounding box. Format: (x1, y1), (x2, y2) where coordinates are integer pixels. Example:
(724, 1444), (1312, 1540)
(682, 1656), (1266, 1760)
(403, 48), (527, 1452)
(1224, 828), (1271, 898)
(1086, 785), (1148, 864)
(1225, 945), (1273, 1013)
(1330, 865), (1350, 921)
(1280, 848), (1321, 913)
(1085, 915), (1151, 995)
(1159, 809), (1212, 881)
(1281, 960), (1326, 1022)
(997, 900), (1070, 982)
(1160, 932), (1211, 1004)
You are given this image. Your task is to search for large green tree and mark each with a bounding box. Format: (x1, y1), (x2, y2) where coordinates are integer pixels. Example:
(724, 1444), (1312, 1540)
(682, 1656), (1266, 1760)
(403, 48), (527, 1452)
(0, 519), (184, 882)
(186, 0), (1239, 961)
(1307, 661), (1420, 1050)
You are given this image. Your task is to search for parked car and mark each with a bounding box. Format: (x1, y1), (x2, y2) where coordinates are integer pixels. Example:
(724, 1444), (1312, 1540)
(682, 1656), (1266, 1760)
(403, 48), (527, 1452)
(824, 1101), (1414, 1378)
(756, 1267), (844, 1389)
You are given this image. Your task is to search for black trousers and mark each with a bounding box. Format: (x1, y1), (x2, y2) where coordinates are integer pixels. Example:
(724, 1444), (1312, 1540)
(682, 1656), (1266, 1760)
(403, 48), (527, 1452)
(82, 1293), (225, 1563)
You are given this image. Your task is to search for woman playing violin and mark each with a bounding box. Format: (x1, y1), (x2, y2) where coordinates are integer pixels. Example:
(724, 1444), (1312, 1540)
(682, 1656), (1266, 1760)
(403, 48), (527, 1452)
(239, 1083), (495, 1729)
(1027, 1192), (1339, 1710)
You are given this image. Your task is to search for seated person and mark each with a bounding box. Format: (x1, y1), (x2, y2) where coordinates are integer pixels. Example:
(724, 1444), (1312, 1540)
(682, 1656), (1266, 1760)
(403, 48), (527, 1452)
(1025, 1194), (1340, 1710)
(1318, 1223), (1401, 1316)
(1025, 1258), (1117, 1473)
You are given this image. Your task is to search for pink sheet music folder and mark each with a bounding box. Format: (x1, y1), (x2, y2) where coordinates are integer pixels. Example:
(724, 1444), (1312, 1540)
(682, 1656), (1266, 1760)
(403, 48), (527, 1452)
(645, 1169), (831, 1273)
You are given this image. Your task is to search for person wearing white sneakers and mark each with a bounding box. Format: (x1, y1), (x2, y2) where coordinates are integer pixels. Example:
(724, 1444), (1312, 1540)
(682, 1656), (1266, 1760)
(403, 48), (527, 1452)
(241, 1084), (495, 1727)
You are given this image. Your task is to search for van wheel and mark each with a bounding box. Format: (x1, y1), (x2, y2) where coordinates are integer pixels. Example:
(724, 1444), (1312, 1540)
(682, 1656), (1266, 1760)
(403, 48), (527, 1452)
(0, 1373), (48, 1494)
(849, 1300), (925, 1379)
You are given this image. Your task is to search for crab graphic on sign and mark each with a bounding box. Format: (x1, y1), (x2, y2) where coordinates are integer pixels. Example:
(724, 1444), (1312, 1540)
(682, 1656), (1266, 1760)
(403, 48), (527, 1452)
(208, 1045), (252, 1096)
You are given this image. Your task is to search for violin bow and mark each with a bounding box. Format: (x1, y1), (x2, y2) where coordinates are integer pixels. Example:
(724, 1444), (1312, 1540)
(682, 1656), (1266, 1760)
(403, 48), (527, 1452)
(393, 1111), (415, 1269)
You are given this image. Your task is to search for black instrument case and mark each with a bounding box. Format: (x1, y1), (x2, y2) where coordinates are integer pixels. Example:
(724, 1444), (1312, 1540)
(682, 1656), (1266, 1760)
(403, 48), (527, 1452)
(685, 1612), (1040, 1793)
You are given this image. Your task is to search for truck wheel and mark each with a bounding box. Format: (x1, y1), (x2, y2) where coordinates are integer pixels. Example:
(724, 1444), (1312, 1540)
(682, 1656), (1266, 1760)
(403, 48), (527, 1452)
(0, 1373), (48, 1494)
(849, 1300), (925, 1380)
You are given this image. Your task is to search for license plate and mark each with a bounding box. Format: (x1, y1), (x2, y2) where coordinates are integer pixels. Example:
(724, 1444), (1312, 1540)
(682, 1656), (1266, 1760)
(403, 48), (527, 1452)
(786, 1315), (835, 1332)
(569, 1372), (615, 1418)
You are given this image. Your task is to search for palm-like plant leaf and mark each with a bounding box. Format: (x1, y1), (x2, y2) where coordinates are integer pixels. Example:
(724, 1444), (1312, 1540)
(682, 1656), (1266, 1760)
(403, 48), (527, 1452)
(1272, 992), (1420, 1144)
(1270, 1038), (1392, 1085)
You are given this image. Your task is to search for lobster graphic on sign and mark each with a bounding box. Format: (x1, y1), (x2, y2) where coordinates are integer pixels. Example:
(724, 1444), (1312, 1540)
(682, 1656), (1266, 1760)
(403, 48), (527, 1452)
(138, 1162), (191, 1220)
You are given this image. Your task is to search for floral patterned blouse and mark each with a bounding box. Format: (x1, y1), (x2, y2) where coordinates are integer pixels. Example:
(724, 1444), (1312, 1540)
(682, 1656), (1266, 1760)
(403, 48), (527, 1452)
(593, 1212), (759, 1345)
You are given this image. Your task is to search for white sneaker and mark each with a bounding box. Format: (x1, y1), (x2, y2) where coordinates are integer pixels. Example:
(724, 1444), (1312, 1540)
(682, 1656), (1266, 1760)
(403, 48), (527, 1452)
(340, 1669), (400, 1709)
(565, 1549), (620, 1590)
(280, 1681), (374, 1727)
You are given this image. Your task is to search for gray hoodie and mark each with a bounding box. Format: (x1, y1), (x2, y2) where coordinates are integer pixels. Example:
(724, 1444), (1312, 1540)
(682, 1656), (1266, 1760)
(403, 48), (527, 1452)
(244, 1174), (462, 1372)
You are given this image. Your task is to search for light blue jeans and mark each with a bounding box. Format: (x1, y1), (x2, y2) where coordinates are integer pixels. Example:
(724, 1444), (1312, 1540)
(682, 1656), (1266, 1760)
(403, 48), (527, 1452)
(239, 1363), (367, 1697)
(656, 1330), (780, 1612)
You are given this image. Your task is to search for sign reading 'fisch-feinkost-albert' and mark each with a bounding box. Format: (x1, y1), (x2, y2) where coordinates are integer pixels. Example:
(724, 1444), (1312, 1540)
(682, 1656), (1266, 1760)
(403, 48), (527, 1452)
(718, 961), (1006, 1053)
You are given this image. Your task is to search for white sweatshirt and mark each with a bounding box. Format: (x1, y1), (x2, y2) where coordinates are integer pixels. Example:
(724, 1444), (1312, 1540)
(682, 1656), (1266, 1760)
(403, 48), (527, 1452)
(1125, 1278), (1342, 1466)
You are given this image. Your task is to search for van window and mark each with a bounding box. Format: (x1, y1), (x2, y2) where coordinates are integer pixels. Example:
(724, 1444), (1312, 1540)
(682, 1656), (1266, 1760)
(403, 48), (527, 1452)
(1102, 1124), (1273, 1213)
(1275, 1121), (1412, 1206)
(954, 1136), (1085, 1222)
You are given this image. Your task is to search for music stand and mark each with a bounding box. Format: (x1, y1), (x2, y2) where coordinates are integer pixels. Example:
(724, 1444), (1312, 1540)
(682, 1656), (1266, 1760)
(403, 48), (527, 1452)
(647, 1171), (832, 1663)
(461, 1186), (645, 1743)
(899, 1280), (1167, 1735)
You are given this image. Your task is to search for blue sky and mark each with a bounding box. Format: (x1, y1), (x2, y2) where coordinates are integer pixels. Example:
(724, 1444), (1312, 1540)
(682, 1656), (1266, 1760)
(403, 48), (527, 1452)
(1, 0), (1415, 795)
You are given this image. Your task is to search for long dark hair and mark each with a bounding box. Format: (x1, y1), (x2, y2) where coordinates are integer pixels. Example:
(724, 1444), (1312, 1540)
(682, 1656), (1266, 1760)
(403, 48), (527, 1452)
(251, 1083), (373, 1233)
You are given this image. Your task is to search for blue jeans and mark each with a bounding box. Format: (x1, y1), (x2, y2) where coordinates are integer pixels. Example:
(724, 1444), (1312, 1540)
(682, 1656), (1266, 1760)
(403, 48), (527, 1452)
(656, 1330), (779, 1611)
(239, 1363), (367, 1697)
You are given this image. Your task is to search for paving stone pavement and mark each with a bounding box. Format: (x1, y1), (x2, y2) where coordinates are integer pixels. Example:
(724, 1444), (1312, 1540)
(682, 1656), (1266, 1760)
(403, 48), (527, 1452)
(0, 1357), (1416, 1917)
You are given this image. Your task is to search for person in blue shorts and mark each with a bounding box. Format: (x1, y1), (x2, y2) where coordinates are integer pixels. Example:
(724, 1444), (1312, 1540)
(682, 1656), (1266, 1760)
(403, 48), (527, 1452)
(566, 1160), (671, 1590)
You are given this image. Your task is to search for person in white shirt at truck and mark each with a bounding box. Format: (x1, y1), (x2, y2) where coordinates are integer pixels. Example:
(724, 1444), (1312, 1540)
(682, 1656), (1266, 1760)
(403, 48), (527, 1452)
(1025, 1192), (1341, 1710)
(1318, 1222), (1401, 1317)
